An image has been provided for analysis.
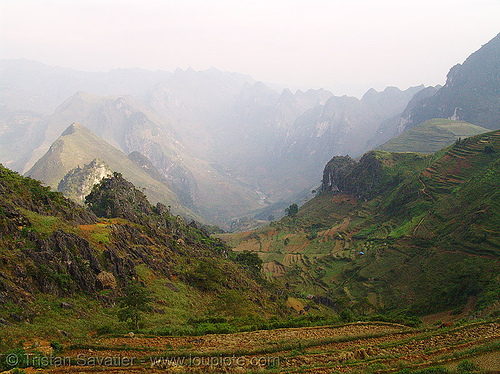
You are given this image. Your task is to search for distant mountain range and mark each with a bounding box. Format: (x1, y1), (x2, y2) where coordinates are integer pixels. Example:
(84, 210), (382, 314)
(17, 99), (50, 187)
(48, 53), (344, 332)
(2, 32), (500, 226)
(0, 61), (424, 225)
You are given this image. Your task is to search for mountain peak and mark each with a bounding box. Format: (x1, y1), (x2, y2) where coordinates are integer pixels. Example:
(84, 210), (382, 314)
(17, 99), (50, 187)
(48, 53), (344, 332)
(398, 32), (500, 131)
(281, 88), (294, 97)
(361, 88), (378, 101)
(61, 122), (87, 136)
(25, 122), (194, 218)
(57, 158), (112, 204)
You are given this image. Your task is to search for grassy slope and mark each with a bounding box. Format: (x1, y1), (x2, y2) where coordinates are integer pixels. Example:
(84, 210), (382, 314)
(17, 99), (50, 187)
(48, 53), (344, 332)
(2, 157), (499, 373)
(223, 130), (500, 317)
(25, 123), (197, 219)
(377, 118), (489, 154)
(0, 165), (292, 351)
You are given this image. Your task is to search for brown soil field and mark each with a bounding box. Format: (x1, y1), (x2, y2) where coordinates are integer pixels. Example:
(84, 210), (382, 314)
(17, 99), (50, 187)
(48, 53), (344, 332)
(19, 321), (500, 373)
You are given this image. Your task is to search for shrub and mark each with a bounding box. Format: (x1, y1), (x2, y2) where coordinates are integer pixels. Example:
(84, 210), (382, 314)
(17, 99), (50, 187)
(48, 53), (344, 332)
(117, 281), (153, 330)
(50, 341), (63, 354)
(196, 322), (236, 335)
(0, 348), (28, 370)
(339, 309), (355, 323)
(285, 204), (298, 218)
(96, 325), (114, 335)
(234, 250), (263, 275)
(10, 369), (27, 374)
(484, 145), (494, 154)
(185, 260), (225, 292)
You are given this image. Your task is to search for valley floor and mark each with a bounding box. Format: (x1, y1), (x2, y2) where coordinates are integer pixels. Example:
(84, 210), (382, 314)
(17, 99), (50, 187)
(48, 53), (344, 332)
(16, 321), (500, 373)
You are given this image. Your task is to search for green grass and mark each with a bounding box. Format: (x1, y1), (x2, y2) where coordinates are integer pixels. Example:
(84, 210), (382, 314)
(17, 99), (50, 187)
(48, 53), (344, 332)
(388, 213), (427, 238)
(21, 210), (68, 235)
(378, 119), (489, 154)
(85, 224), (111, 247)
(135, 264), (214, 330)
(0, 294), (121, 350)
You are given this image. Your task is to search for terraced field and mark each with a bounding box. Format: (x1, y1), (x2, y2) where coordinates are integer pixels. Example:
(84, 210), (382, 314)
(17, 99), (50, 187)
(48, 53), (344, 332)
(377, 119), (490, 154)
(24, 321), (500, 373)
(423, 131), (500, 196)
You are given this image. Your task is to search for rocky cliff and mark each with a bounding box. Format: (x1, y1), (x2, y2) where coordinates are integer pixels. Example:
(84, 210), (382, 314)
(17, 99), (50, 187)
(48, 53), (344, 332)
(57, 158), (112, 203)
(321, 151), (421, 200)
(398, 33), (500, 132)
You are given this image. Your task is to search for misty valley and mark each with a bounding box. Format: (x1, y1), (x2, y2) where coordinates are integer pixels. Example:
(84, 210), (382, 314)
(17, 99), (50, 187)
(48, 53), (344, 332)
(0, 33), (500, 373)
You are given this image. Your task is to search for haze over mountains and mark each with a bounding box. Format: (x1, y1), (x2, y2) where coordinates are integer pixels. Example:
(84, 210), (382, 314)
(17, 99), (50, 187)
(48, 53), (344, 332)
(2, 11), (500, 370)
(375, 33), (500, 145)
(0, 61), (424, 225)
(24, 123), (197, 220)
(1, 32), (500, 227)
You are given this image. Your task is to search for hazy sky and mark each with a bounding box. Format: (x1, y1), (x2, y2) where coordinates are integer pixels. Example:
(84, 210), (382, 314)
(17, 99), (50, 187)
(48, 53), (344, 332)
(1, 0), (499, 97)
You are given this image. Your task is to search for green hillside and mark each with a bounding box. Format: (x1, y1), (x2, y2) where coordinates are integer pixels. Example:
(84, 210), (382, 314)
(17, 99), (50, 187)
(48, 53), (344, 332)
(224, 130), (500, 318)
(25, 123), (197, 219)
(378, 118), (489, 154)
(0, 165), (291, 352)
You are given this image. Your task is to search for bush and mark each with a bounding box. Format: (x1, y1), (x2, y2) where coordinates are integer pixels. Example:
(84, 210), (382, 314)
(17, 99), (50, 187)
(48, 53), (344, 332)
(117, 281), (153, 330)
(484, 145), (494, 154)
(11, 369), (27, 374)
(96, 325), (115, 335)
(368, 313), (421, 327)
(196, 322), (236, 335)
(185, 260), (225, 292)
(234, 250), (263, 275)
(50, 341), (63, 354)
(489, 310), (500, 319)
(0, 348), (28, 370)
(285, 204), (298, 218)
(339, 309), (355, 323)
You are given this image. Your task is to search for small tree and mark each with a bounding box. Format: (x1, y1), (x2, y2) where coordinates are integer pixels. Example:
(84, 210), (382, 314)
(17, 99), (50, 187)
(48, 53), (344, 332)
(235, 250), (263, 276)
(187, 260), (225, 292)
(285, 203), (298, 218)
(117, 281), (153, 330)
(484, 145), (494, 154)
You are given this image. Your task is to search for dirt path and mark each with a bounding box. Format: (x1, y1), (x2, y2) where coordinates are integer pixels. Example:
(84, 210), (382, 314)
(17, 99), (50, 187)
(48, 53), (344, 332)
(412, 212), (428, 236)
(418, 174), (435, 202)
